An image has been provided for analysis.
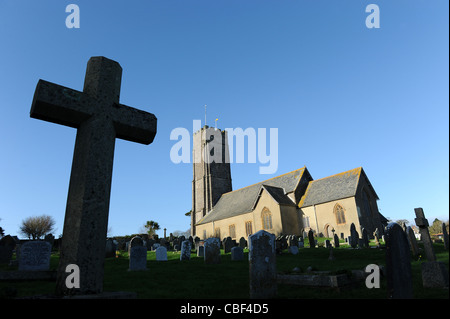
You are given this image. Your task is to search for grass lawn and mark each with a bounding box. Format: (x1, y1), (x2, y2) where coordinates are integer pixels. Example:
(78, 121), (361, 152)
(1, 240), (448, 299)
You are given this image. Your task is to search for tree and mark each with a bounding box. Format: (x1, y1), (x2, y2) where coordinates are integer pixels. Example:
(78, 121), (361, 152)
(19, 215), (55, 240)
(429, 218), (443, 235)
(143, 220), (160, 238)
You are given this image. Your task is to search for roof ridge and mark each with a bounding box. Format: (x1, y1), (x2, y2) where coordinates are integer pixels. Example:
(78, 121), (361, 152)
(308, 167), (362, 183)
(220, 166), (306, 196)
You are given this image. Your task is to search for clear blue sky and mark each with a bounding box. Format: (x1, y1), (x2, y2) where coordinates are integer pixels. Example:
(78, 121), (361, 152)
(0, 0), (448, 238)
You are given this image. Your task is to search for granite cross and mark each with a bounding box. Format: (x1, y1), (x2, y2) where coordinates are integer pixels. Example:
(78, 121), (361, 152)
(414, 207), (435, 262)
(30, 56), (157, 295)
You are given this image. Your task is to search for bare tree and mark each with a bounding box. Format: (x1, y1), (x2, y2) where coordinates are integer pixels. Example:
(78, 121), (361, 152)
(19, 215), (55, 240)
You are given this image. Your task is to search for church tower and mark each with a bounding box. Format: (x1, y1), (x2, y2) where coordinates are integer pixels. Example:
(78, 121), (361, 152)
(191, 126), (232, 236)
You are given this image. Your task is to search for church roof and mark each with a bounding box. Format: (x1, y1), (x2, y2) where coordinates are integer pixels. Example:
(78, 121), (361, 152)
(196, 167), (307, 225)
(299, 167), (370, 208)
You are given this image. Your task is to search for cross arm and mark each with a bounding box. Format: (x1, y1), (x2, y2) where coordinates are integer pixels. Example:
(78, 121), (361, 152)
(30, 80), (93, 128)
(111, 103), (157, 145)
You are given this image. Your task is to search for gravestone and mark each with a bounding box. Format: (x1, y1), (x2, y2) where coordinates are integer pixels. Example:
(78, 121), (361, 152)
(204, 238), (221, 264)
(0, 235), (16, 264)
(442, 223), (449, 251)
(406, 226), (419, 258)
(128, 246), (147, 271)
(231, 246), (244, 261)
(105, 239), (116, 258)
(248, 230), (276, 299)
(333, 234), (340, 248)
(30, 56), (157, 295)
(197, 245), (205, 257)
(18, 241), (52, 271)
(308, 230), (315, 248)
(155, 246), (168, 261)
(328, 245), (335, 261)
(180, 240), (191, 261)
(223, 236), (232, 253)
(325, 239), (331, 249)
(349, 223), (359, 248)
(362, 228), (369, 248)
(385, 222), (413, 299)
(239, 237), (247, 248)
(414, 208), (449, 288)
(289, 246), (299, 255)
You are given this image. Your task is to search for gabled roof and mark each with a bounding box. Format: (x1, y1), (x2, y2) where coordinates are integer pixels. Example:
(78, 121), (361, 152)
(196, 167), (307, 225)
(299, 167), (371, 208)
(251, 185), (296, 210)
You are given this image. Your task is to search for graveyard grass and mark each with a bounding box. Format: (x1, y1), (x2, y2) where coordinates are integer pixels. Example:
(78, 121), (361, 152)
(1, 239), (448, 299)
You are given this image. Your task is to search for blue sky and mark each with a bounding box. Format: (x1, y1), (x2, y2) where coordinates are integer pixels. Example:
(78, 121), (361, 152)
(0, 0), (448, 238)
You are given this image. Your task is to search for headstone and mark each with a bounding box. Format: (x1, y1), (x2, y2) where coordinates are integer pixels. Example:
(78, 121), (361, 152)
(362, 228), (369, 248)
(239, 237), (247, 248)
(248, 230), (277, 299)
(31, 57), (157, 295)
(180, 240), (191, 261)
(204, 238), (221, 264)
(308, 230), (315, 248)
(44, 234), (55, 248)
(328, 246), (335, 261)
(197, 245), (205, 257)
(385, 222), (413, 299)
(414, 208), (436, 262)
(333, 234), (340, 248)
(406, 226), (419, 258)
(289, 246), (299, 255)
(442, 222), (449, 250)
(0, 235), (16, 264)
(105, 239), (116, 258)
(288, 235), (298, 247)
(128, 246), (147, 271)
(325, 239), (331, 249)
(350, 223), (359, 248)
(298, 241), (304, 248)
(155, 246), (168, 261)
(18, 241), (52, 271)
(223, 236), (232, 253)
(231, 246), (244, 261)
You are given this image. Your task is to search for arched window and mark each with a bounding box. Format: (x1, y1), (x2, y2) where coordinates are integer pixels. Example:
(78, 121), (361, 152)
(334, 203), (346, 225)
(261, 208), (273, 230)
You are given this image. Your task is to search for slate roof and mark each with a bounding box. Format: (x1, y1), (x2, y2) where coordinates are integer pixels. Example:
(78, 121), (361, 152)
(196, 167), (306, 225)
(299, 167), (368, 208)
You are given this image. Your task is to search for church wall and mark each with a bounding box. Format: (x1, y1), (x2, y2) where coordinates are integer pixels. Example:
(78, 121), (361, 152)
(279, 205), (301, 235)
(300, 197), (361, 239)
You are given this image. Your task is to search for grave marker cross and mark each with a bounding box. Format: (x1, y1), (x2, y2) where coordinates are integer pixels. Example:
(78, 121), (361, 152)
(30, 56), (157, 295)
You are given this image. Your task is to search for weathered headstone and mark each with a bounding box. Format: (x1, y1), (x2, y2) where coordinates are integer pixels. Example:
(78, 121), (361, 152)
(248, 230), (276, 299)
(180, 240), (191, 261)
(333, 234), (340, 248)
(308, 230), (315, 248)
(31, 56), (157, 295)
(239, 237), (247, 248)
(105, 239), (116, 258)
(289, 245), (299, 255)
(349, 223), (359, 248)
(414, 208), (449, 288)
(155, 246), (168, 261)
(18, 241), (52, 271)
(204, 238), (221, 264)
(128, 246), (147, 271)
(406, 226), (419, 258)
(231, 246), (244, 261)
(197, 245), (205, 257)
(362, 228), (369, 248)
(385, 222), (413, 299)
(223, 236), (232, 253)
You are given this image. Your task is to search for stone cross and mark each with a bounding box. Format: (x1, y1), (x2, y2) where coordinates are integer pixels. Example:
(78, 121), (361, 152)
(385, 222), (413, 299)
(414, 208), (435, 262)
(30, 57), (157, 295)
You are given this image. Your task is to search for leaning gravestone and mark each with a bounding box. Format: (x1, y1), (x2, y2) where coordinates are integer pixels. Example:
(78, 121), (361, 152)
(204, 238), (221, 264)
(406, 226), (419, 258)
(249, 230), (276, 299)
(19, 241), (52, 271)
(30, 56), (157, 295)
(155, 246), (168, 261)
(414, 208), (449, 288)
(180, 240), (191, 261)
(385, 222), (413, 299)
(128, 246), (147, 271)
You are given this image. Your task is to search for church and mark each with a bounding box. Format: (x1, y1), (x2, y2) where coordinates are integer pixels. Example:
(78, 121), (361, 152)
(191, 125), (386, 241)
